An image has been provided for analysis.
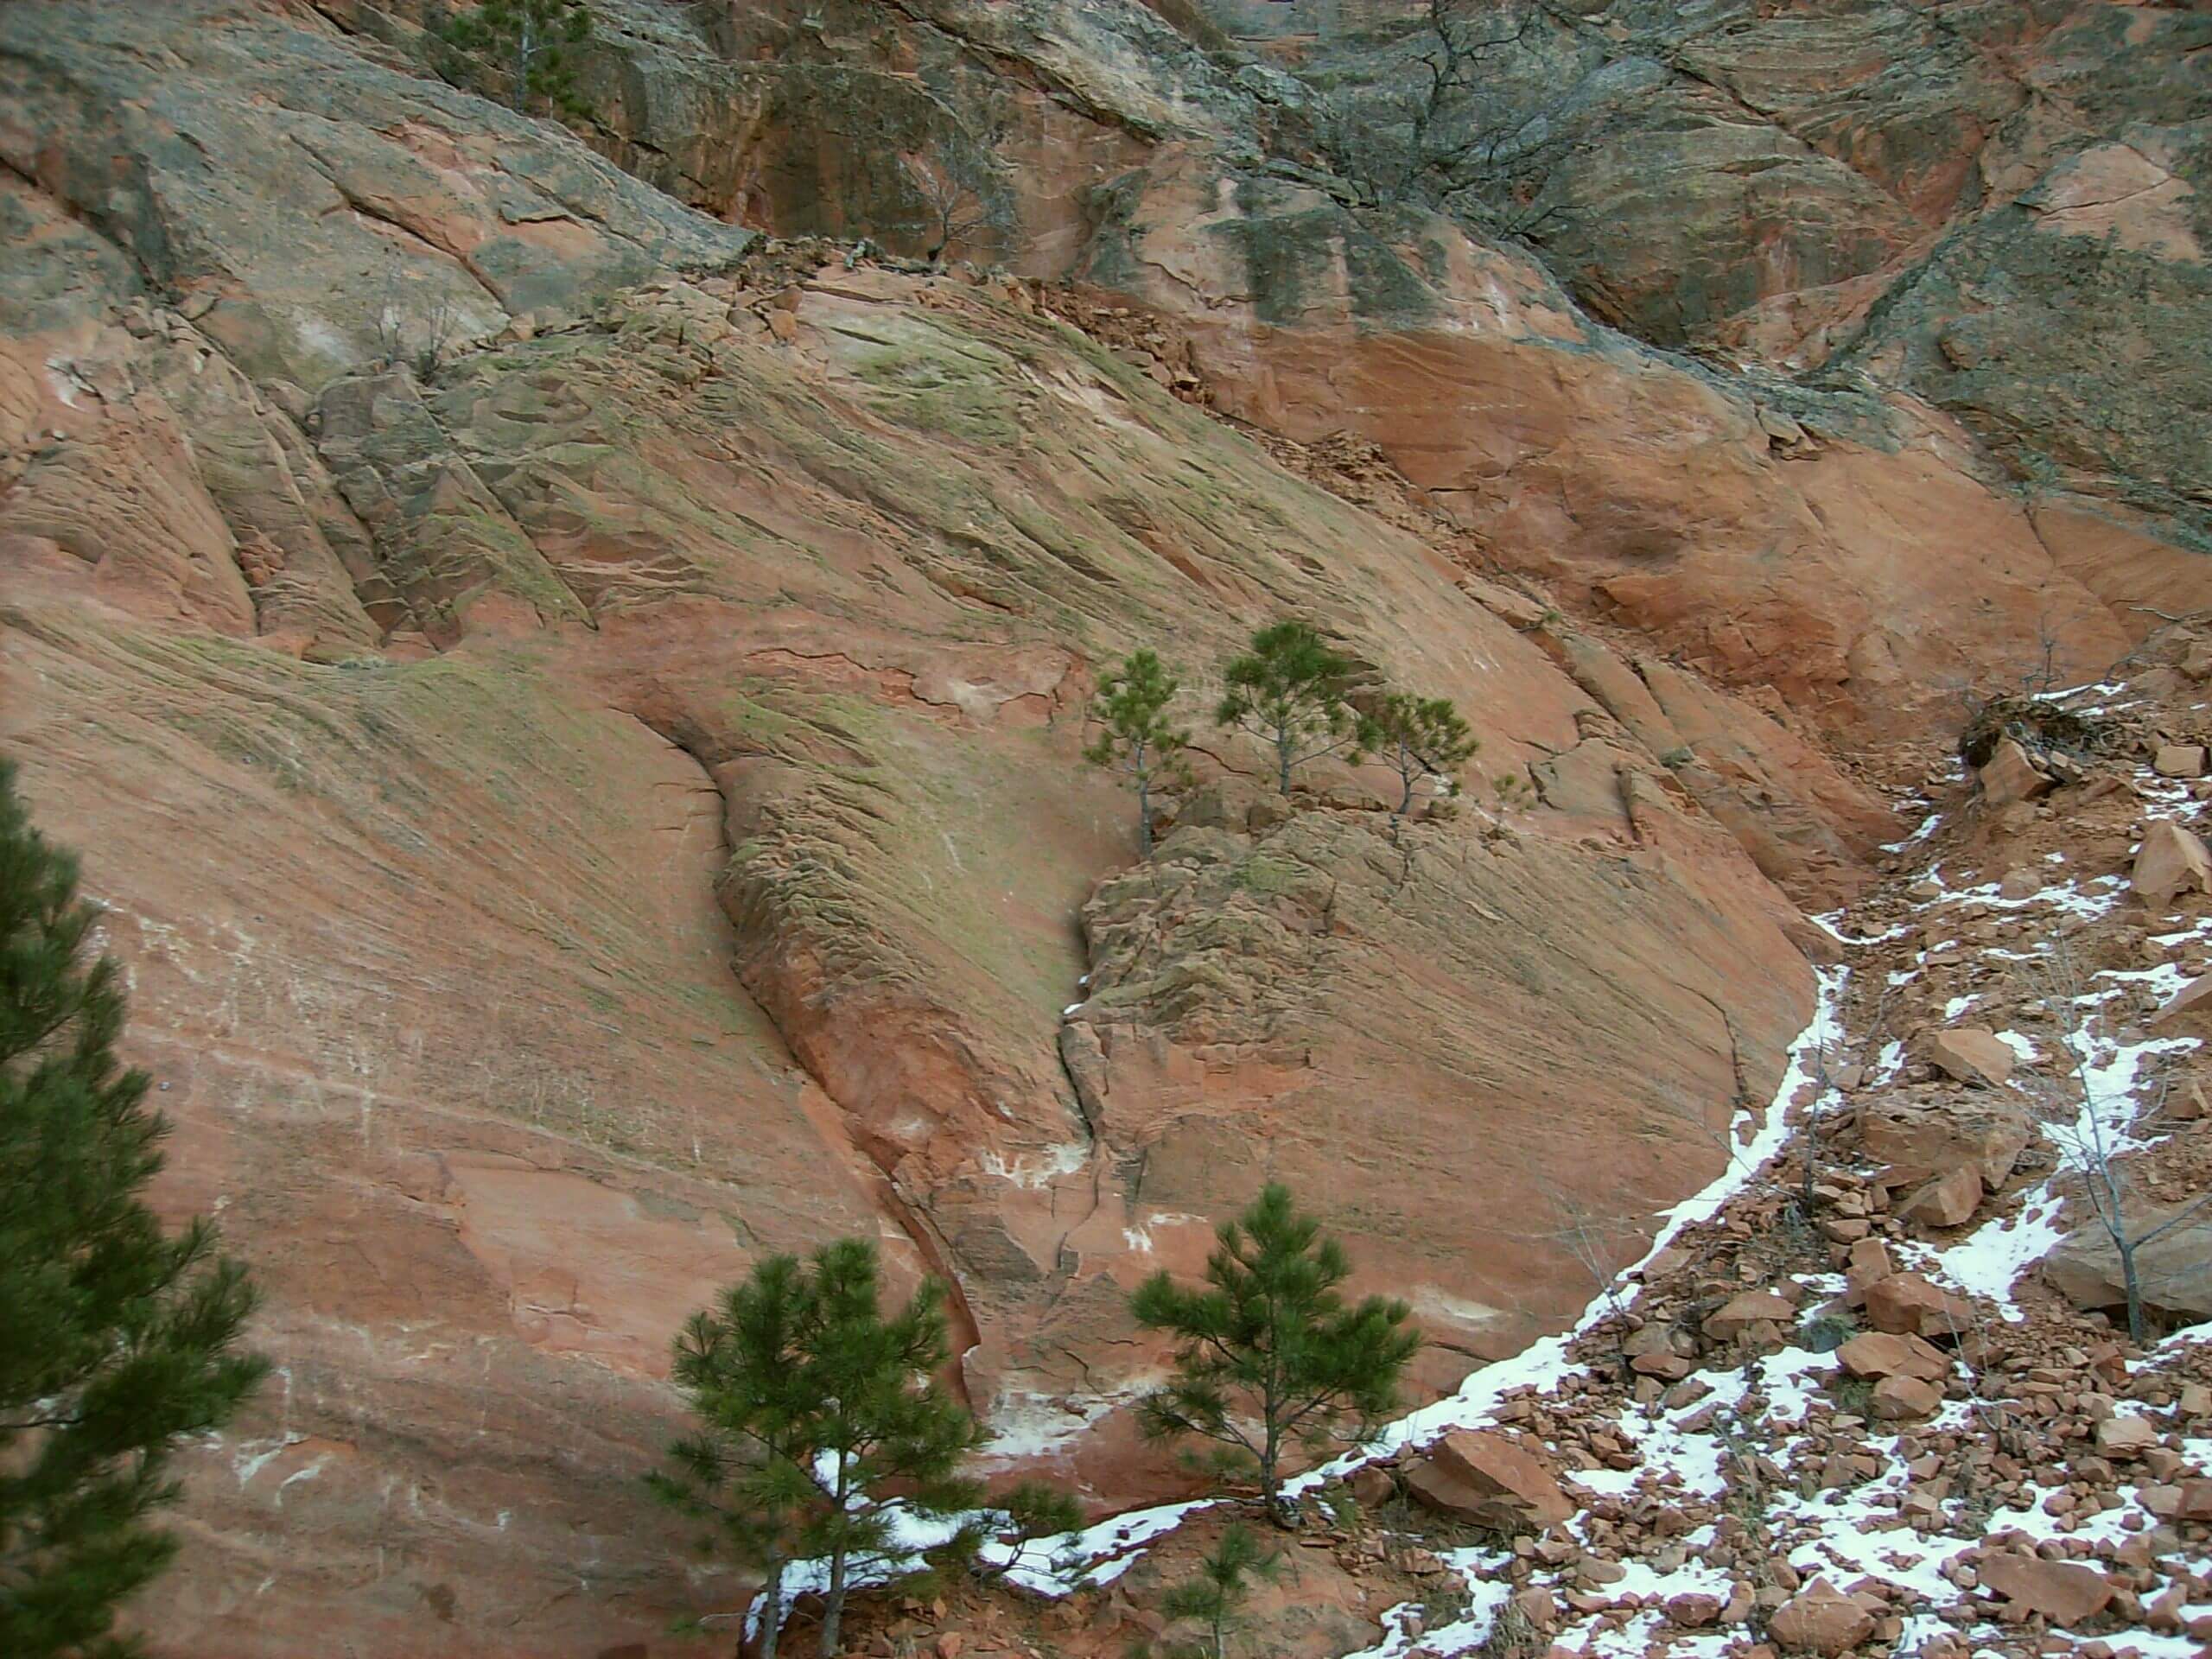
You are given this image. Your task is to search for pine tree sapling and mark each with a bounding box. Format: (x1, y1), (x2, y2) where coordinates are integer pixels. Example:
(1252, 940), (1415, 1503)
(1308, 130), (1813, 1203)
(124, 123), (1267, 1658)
(439, 0), (594, 118)
(656, 1238), (986, 1659)
(1216, 621), (1362, 796)
(1161, 1523), (1281, 1659)
(1, 760), (268, 1659)
(1129, 1184), (1420, 1522)
(803, 1240), (983, 1656)
(649, 1254), (827, 1659)
(1360, 692), (1478, 837)
(1084, 649), (1192, 856)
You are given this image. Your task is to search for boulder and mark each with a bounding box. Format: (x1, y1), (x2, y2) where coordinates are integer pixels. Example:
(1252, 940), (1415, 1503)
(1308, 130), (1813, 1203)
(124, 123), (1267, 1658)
(1404, 1431), (1575, 1533)
(1858, 1091), (2031, 1188)
(1703, 1288), (1799, 1342)
(1512, 1586), (1560, 1631)
(1843, 1237), (1895, 1308)
(1975, 1552), (2115, 1628)
(2094, 1415), (2160, 1459)
(1666, 1593), (1722, 1629)
(1899, 1163), (1982, 1228)
(2133, 820), (2212, 907)
(2177, 1478), (2212, 1522)
(1767, 1579), (1875, 1655)
(1837, 1332), (1949, 1383)
(2154, 745), (2206, 778)
(1867, 1374), (1943, 1421)
(1864, 1273), (1977, 1339)
(1978, 739), (2053, 810)
(2044, 1207), (2212, 1324)
(1922, 1027), (2017, 1088)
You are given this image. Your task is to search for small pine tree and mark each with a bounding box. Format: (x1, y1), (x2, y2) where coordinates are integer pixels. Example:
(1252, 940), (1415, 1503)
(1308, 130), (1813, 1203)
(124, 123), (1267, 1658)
(1360, 692), (1478, 839)
(1161, 1523), (1281, 1659)
(438, 0), (594, 119)
(649, 1254), (826, 1659)
(1216, 621), (1362, 797)
(657, 1239), (988, 1659)
(801, 1241), (984, 1656)
(1, 759), (268, 1659)
(1129, 1184), (1420, 1522)
(1084, 650), (1192, 856)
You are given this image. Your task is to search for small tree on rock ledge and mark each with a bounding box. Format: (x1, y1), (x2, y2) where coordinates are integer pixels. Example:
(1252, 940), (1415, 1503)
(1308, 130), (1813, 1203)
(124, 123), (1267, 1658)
(1085, 648), (1192, 857)
(1129, 1183), (1420, 1523)
(1360, 691), (1478, 840)
(1217, 620), (1363, 797)
(438, 0), (595, 120)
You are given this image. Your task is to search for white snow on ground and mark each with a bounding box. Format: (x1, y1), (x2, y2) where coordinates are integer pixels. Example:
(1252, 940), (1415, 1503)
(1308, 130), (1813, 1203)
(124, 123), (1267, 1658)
(1882, 812), (1942, 853)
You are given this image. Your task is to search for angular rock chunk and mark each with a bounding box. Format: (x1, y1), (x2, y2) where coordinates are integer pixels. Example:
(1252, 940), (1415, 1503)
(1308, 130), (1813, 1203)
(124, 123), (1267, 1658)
(1768, 1579), (1875, 1655)
(1976, 1552), (2114, 1627)
(2134, 820), (2212, 906)
(1404, 1430), (1575, 1533)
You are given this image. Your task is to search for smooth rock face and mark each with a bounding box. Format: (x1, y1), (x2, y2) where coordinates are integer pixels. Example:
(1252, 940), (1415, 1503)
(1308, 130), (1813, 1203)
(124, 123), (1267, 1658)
(0, 9), (1830, 1649)
(1922, 1027), (2018, 1089)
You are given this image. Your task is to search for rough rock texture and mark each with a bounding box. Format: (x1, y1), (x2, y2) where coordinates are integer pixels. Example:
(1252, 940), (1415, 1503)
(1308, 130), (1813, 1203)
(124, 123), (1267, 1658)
(0, 8), (1835, 1650)
(3, 0), (2209, 1654)
(326, 0), (2209, 734)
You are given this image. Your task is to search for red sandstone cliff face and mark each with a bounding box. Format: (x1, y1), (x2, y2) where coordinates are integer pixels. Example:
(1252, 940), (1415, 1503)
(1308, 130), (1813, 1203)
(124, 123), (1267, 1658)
(0, 1), (2202, 1654)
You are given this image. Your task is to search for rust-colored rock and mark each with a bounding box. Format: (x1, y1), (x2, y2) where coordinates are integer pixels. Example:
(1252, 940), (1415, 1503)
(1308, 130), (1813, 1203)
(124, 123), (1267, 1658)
(1404, 1431), (1577, 1534)
(1864, 1274), (1977, 1340)
(1922, 1028), (2018, 1089)
(2134, 820), (2212, 907)
(1975, 1553), (2116, 1628)
(1859, 1091), (2030, 1189)
(1837, 1332), (1949, 1384)
(1703, 1289), (1799, 1343)
(1767, 1579), (1875, 1656)
(1868, 1374), (1943, 1421)
(1899, 1164), (1983, 1229)
(1978, 740), (2055, 809)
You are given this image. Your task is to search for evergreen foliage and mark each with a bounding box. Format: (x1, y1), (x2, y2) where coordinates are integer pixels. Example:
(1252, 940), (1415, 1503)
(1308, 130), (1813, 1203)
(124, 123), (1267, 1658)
(438, 0), (594, 119)
(1359, 692), (1478, 838)
(1160, 1523), (1281, 1659)
(1216, 622), (1362, 796)
(653, 1239), (987, 1658)
(1129, 1184), (1420, 1521)
(1084, 649), (1192, 855)
(0, 760), (267, 1659)
(981, 1478), (1083, 1583)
